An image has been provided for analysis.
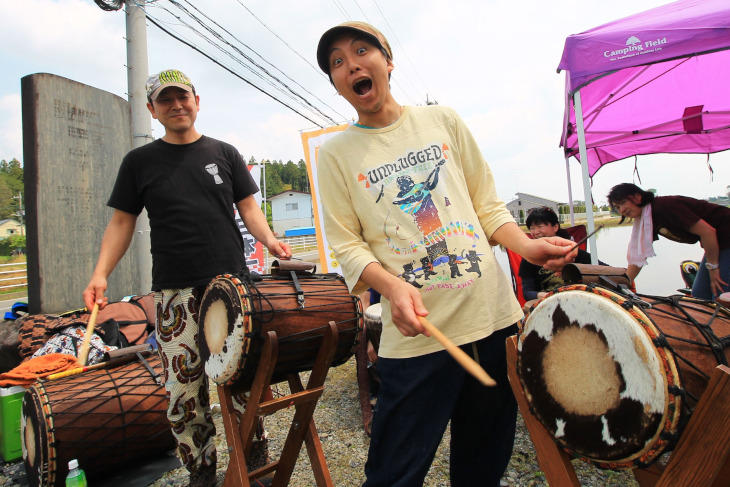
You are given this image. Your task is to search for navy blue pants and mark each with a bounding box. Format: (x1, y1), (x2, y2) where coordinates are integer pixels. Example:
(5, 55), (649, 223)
(363, 324), (519, 487)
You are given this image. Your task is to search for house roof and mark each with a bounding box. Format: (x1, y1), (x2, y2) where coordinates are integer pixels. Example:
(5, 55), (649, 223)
(267, 190), (311, 200)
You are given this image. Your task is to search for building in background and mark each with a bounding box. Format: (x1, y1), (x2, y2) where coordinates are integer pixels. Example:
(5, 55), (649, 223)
(505, 193), (562, 224)
(0, 219), (25, 237)
(268, 190), (313, 236)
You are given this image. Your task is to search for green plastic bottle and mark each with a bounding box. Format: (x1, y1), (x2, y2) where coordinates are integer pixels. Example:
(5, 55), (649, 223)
(65, 459), (88, 487)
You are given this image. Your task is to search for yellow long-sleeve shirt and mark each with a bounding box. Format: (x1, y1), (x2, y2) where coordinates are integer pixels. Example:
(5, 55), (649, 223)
(317, 105), (522, 358)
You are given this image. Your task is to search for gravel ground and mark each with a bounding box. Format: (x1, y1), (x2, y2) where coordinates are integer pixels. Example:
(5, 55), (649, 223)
(0, 356), (640, 487)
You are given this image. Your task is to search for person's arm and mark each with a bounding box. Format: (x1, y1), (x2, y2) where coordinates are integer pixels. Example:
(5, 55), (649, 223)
(627, 264), (642, 281)
(688, 219), (728, 296)
(236, 195), (291, 259)
(82, 209), (138, 310)
(360, 262), (429, 338)
(518, 259), (541, 301)
(520, 275), (540, 301)
(492, 222), (578, 269)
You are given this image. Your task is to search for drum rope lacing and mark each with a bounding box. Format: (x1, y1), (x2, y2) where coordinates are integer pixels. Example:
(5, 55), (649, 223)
(623, 292), (730, 408)
(238, 274), (363, 358)
(35, 356), (169, 446)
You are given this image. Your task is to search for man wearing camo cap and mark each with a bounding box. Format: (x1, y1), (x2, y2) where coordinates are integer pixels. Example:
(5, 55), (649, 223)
(84, 69), (291, 487)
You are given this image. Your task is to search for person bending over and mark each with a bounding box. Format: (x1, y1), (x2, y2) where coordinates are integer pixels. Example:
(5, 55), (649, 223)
(607, 182), (729, 300)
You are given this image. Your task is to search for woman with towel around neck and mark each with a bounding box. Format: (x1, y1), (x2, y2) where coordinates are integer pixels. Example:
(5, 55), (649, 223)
(607, 183), (730, 300)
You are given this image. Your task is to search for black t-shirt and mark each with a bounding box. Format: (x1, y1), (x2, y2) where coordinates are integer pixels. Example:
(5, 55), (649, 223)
(651, 195), (730, 249)
(518, 249), (594, 301)
(108, 136), (258, 290)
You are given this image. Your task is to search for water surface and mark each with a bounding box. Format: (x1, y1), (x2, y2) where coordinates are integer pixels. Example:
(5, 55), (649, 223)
(494, 224), (703, 297)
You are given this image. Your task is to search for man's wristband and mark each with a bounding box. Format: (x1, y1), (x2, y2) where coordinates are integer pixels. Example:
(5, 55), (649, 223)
(705, 262), (720, 270)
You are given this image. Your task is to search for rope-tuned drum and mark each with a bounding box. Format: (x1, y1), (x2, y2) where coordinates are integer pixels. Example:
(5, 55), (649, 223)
(198, 273), (363, 393)
(517, 284), (730, 469)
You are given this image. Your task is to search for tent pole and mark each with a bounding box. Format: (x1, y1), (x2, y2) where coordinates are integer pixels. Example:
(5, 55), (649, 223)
(573, 90), (598, 264)
(565, 155), (575, 227)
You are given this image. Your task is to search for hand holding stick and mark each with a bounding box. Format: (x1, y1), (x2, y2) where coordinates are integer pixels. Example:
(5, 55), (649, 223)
(77, 303), (99, 366)
(569, 224), (604, 253)
(418, 317), (497, 386)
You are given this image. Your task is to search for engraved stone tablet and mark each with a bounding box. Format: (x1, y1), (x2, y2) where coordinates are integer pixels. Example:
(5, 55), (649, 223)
(22, 73), (140, 313)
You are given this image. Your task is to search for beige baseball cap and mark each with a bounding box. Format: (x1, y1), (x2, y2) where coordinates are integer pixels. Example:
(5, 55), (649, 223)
(317, 21), (393, 75)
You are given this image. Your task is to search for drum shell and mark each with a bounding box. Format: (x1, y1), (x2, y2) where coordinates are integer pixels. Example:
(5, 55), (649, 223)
(364, 303), (383, 353)
(199, 273), (363, 392)
(21, 355), (174, 487)
(517, 284), (730, 469)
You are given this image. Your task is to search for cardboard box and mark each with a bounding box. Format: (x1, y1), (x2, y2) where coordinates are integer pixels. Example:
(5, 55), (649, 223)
(0, 386), (26, 462)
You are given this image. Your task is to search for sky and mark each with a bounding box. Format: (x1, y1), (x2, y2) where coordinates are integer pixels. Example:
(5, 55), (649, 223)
(1, 0), (729, 208)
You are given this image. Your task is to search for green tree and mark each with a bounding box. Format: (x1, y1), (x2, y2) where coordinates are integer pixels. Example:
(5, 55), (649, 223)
(0, 159), (23, 220)
(263, 161), (285, 196)
(298, 160), (310, 192)
(281, 161), (300, 189)
(0, 234), (25, 256)
(0, 178), (14, 219)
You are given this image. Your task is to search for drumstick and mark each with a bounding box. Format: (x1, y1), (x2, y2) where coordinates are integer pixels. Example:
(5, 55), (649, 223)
(47, 353), (142, 380)
(568, 225), (604, 253)
(418, 317), (497, 387)
(47, 362), (105, 381)
(77, 303), (99, 366)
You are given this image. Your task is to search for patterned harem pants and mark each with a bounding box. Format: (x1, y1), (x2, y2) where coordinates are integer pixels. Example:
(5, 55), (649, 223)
(155, 287), (260, 472)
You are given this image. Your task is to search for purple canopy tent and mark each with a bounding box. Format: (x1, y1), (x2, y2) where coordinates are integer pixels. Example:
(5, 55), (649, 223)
(557, 0), (730, 261)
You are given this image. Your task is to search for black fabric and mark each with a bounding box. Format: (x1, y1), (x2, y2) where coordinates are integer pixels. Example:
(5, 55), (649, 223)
(108, 136), (259, 290)
(98, 319), (130, 348)
(518, 249), (595, 301)
(651, 195), (730, 248)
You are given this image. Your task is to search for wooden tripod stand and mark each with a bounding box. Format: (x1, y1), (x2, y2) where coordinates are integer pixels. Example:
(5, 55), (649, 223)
(218, 322), (340, 487)
(506, 335), (730, 487)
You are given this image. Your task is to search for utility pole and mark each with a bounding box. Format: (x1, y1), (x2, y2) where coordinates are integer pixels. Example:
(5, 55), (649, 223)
(95, 0), (153, 294)
(125, 0), (153, 294)
(14, 191), (23, 236)
(262, 160), (269, 269)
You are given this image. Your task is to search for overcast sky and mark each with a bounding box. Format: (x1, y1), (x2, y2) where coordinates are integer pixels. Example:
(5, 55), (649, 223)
(1, 0), (728, 207)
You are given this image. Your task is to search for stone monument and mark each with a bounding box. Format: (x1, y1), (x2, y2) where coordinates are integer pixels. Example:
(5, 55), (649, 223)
(22, 73), (141, 314)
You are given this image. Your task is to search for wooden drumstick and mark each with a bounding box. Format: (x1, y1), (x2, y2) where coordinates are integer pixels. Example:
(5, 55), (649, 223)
(418, 317), (497, 387)
(568, 224), (604, 253)
(77, 303), (99, 366)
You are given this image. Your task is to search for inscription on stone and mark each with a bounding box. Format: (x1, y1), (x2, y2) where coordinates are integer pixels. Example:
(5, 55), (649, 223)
(23, 73), (140, 313)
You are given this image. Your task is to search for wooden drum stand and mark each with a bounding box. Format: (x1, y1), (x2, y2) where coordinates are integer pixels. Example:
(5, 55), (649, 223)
(218, 322), (340, 487)
(506, 335), (730, 487)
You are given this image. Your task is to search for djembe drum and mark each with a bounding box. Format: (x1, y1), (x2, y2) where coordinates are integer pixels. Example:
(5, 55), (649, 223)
(364, 303), (383, 354)
(198, 272), (363, 392)
(21, 354), (173, 487)
(517, 284), (730, 469)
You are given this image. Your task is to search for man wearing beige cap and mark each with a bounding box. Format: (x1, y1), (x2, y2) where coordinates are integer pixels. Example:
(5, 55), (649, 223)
(83, 69), (290, 487)
(315, 22), (576, 486)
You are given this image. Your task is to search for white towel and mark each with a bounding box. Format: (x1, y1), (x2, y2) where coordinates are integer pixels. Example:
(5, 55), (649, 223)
(627, 203), (656, 267)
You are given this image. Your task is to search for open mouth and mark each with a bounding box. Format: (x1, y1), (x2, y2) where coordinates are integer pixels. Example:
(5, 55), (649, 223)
(353, 78), (373, 96)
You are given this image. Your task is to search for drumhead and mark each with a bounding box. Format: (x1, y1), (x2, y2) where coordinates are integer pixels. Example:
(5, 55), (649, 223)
(364, 303), (382, 329)
(517, 284), (682, 469)
(199, 275), (251, 386)
(22, 386), (52, 487)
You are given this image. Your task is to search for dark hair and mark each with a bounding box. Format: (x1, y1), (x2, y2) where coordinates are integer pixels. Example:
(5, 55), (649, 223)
(607, 183), (655, 223)
(525, 206), (559, 229)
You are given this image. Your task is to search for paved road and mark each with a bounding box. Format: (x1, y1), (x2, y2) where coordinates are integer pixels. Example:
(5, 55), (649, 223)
(0, 293), (27, 319)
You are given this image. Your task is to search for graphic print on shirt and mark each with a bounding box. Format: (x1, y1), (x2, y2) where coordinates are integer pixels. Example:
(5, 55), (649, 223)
(359, 142), (482, 291)
(204, 163), (223, 184)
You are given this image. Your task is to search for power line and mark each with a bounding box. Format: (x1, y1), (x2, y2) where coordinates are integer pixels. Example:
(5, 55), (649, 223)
(330, 0), (351, 20)
(144, 14), (327, 128)
(178, 0), (348, 122)
(371, 0), (433, 102)
(144, 1), (340, 126)
(232, 0), (329, 82)
(161, 0), (336, 124)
